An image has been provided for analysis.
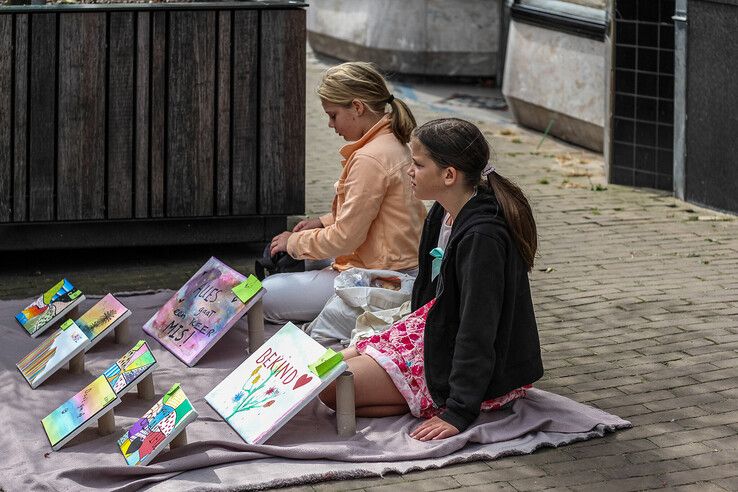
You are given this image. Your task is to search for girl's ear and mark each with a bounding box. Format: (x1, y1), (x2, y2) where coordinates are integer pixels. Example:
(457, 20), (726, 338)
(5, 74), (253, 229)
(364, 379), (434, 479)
(443, 166), (458, 186)
(351, 99), (364, 116)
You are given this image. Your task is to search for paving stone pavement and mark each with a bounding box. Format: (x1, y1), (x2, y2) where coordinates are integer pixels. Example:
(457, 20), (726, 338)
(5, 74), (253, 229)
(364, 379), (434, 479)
(277, 48), (738, 491)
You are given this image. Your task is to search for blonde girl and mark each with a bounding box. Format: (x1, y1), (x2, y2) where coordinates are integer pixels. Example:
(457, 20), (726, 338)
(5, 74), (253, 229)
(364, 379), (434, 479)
(265, 62), (427, 324)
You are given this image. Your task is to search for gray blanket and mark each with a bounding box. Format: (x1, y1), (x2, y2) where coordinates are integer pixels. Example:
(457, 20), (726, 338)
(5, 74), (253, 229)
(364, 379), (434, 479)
(0, 292), (630, 492)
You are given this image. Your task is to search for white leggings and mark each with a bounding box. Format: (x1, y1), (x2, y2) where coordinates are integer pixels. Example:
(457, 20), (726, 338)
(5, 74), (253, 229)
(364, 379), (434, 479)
(261, 259), (338, 324)
(262, 260), (418, 324)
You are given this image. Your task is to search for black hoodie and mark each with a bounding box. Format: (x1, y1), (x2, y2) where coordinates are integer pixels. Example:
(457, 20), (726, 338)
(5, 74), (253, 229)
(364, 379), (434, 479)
(412, 190), (544, 432)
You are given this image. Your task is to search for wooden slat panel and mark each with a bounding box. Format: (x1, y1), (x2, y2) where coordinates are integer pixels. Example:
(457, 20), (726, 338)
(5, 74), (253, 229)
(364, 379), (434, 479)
(0, 15), (13, 222)
(166, 10), (215, 217)
(57, 13), (106, 220)
(107, 12), (135, 219)
(28, 13), (56, 221)
(231, 10), (258, 215)
(150, 10), (166, 217)
(216, 10), (231, 216)
(135, 12), (150, 218)
(259, 9), (305, 214)
(0, 216), (276, 251)
(13, 14), (28, 222)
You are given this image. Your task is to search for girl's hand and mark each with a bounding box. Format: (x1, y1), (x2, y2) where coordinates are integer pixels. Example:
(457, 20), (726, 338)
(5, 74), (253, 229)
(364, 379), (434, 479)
(270, 232), (293, 256)
(292, 217), (324, 232)
(409, 416), (459, 441)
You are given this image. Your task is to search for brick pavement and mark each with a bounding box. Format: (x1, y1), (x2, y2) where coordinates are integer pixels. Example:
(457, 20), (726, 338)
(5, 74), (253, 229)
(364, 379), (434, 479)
(281, 48), (738, 491)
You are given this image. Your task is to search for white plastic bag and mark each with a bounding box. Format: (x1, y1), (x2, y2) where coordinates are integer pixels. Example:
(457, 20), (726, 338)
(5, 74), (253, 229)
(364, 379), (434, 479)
(349, 300), (412, 347)
(307, 268), (415, 345)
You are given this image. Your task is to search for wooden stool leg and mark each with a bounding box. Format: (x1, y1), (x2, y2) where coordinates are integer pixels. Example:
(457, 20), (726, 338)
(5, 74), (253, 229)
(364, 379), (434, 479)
(169, 428), (188, 449)
(97, 408), (116, 436)
(68, 351), (85, 374)
(67, 306), (80, 321)
(336, 371), (356, 437)
(137, 373), (155, 400)
(247, 299), (265, 351)
(114, 319), (131, 345)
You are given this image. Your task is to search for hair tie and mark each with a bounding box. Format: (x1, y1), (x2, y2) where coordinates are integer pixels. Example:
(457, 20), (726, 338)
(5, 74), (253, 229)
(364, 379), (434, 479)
(385, 94), (395, 104)
(481, 163), (496, 177)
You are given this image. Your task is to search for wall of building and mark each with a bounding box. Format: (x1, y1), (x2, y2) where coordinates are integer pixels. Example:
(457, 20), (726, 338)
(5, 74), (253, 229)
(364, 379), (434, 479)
(307, 0), (500, 77)
(502, 1), (608, 151)
(503, 22), (606, 151)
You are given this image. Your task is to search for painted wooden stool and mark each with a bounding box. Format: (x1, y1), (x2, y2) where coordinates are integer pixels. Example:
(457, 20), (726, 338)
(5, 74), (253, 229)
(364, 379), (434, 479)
(246, 298), (266, 351)
(336, 371), (356, 437)
(97, 408), (117, 436)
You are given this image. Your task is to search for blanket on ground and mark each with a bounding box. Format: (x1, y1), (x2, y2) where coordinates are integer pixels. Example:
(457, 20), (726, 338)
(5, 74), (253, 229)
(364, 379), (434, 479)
(0, 291), (630, 491)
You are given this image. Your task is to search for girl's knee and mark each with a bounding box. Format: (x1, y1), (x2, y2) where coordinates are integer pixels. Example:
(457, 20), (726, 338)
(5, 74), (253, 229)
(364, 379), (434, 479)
(341, 346), (360, 360)
(260, 278), (282, 321)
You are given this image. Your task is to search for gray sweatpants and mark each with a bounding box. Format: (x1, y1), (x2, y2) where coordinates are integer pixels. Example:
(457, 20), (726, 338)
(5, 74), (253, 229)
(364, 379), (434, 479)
(261, 259), (337, 324)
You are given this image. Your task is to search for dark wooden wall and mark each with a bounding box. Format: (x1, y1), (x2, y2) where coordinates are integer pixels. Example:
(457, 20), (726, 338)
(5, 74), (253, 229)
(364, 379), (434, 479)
(0, 5), (306, 226)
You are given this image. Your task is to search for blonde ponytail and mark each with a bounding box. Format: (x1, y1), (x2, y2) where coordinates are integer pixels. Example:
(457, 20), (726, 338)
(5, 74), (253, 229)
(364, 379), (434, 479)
(318, 61), (417, 143)
(387, 97), (416, 144)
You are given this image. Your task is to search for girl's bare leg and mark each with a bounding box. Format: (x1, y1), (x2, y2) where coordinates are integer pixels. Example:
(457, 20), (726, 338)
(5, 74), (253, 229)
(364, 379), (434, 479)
(319, 353), (408, 417)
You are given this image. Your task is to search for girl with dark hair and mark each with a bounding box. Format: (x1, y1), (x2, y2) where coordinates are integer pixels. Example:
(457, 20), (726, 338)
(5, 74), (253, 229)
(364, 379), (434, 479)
(320, 118), (544, 440)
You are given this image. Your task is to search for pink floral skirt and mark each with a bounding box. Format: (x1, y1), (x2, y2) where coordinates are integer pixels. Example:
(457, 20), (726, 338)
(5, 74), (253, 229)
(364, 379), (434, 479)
(356, 298), (530, 419)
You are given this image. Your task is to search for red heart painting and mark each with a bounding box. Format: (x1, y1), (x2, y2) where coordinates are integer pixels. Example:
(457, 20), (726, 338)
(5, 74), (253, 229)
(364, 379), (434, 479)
(293, 374), (313, 390)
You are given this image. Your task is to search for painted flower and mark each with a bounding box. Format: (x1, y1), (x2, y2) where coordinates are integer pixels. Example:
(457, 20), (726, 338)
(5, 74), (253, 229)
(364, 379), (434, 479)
(232, 391), (244, 402)
(263, 400), (275, 407)
(265, 387), (276, 396)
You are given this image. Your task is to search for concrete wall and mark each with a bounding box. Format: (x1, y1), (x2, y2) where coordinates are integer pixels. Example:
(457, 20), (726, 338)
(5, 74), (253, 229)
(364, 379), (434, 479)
(307, 0), (500, 77)
(561, 0), (606, 8)
(502, 20), (607, 152)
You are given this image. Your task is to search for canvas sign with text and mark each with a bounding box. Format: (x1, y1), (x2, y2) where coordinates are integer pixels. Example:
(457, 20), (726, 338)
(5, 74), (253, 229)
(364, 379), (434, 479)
(143, 257), (253, 366)
(206, 322), (347, 444)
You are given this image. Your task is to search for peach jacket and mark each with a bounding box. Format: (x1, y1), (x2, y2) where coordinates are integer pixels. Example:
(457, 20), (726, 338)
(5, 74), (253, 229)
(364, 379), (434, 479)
(287, 115), (427, 271)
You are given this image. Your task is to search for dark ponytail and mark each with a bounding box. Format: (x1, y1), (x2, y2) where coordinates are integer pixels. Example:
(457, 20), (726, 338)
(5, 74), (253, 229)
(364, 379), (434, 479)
(412, 118), (538, 270)
(486, 171), (537, 271)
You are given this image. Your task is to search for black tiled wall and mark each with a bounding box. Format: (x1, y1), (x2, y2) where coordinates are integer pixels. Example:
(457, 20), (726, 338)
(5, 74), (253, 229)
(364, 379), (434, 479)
(612, 0), (675, 190)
